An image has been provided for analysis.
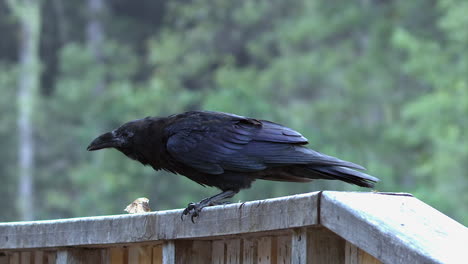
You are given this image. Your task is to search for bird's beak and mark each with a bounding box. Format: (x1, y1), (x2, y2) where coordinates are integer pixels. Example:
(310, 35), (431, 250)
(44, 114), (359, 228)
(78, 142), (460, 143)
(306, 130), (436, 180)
(87, 131), (121, 151)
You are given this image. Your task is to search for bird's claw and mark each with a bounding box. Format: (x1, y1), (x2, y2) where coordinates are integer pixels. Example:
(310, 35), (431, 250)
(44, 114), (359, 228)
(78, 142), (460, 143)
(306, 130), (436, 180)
(181, 202), (202, 223)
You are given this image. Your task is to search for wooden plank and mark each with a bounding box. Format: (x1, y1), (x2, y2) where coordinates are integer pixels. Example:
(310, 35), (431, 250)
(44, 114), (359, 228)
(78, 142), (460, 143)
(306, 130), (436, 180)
(20, 252), (30, 264)
(242, 238), (256, 264)
(139, 246), (152, 264)
(270, 237), (277, 264)
(345, 242), (382, 264)
(257, 237), (272, 264)
(44, 252), (55, 264)
(0, 253), (8, 264)
(211, 240), (224, 264)
(56, 249), (108, 264)
(308, 228), (345, 264)
(320, 191), (468, 264)
(191, 241), (212, 264)
(128, 246), (139, 264)
(55, 250), (69, 264)
(277, 236), (291, 264)
(152, 245), (163, 264)
(345, 241), (359, 264)
(162, 241), (175, 264)
(0, 192), (319, 249)
(291, 228), (308, 264)
(360, 250), (381, 264)
(33, 251), (43, 264)
(174, 240), (211, 264)
(174, 241), (190, 264)
(9, 253), (19, 264)
(109, 247), (124, 264)
(225, 239), (241, 264)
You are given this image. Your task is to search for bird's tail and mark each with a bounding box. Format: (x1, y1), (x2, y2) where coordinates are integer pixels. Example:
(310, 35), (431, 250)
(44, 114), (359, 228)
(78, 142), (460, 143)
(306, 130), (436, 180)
(308, 166), (379, 188)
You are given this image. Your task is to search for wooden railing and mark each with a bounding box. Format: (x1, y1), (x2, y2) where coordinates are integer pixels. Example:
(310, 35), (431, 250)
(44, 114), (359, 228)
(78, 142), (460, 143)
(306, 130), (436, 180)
(1, 191), (467, 263)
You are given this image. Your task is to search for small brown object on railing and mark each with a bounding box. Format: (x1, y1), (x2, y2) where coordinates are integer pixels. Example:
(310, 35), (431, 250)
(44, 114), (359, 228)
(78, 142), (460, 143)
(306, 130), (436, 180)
(124, 197), (152, 214)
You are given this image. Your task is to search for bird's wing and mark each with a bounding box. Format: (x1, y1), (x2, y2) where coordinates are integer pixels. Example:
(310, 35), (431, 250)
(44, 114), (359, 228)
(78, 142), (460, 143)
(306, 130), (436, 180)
(166, 115), (308, 174)
(252, 120), (308, 144)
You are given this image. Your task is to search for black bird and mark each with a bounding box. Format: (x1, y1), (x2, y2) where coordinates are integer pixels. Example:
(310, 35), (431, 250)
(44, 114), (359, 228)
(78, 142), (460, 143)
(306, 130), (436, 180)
(87, 111), (379, 221)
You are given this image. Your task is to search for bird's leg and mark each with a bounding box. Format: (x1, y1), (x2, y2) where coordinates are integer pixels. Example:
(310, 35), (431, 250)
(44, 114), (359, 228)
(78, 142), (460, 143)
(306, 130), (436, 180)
(182, 190), (238, 223)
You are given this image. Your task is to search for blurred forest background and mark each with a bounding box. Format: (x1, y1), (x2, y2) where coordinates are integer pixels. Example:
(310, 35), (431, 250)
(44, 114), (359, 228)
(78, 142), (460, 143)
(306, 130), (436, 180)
(0, 0), (467, 225)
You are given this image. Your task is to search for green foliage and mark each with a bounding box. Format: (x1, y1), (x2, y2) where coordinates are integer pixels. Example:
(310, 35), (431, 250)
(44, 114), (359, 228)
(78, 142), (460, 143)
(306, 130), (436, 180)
(0, 0), (466, 224)
(390, 0), (468, 223)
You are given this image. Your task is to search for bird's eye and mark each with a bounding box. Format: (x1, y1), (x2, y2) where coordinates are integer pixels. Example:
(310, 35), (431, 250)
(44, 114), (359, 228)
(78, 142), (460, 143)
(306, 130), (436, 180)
(122, 131), (134, 138)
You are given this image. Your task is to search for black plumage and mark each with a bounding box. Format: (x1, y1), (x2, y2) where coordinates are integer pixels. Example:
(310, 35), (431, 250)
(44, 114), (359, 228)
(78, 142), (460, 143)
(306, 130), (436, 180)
(87, 111), (379, 221)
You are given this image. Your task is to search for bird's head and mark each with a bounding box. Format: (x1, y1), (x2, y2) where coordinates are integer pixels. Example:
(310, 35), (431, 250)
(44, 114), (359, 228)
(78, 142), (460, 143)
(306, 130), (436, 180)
(87, 124), (136, 151)
(87, 118), (157, 162)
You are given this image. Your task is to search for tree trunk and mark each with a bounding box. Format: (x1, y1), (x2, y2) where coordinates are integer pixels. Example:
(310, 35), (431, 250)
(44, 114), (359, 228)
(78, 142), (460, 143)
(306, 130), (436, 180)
(7, 0), (41, 220)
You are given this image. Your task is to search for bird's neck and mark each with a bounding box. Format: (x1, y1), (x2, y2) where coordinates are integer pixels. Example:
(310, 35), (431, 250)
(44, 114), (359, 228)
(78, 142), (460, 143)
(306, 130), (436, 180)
(133, 118), (170, 170)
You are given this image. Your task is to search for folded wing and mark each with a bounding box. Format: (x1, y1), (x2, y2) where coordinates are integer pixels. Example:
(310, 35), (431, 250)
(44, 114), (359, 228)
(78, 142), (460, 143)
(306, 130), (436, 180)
(166, 113), (364, 175)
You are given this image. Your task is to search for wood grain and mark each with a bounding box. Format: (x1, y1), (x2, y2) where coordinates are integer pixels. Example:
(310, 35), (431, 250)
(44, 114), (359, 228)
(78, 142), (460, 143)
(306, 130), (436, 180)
(56, 249), (108, 264)
(257, 236), (272, 264)
(320, 192), (468, 264)
(308, 227), (345, 264)
(276, 235), (291, 264)
(225, 239), (240, 264)
(1, 191), (466, 264)
(109, 247), (124, 264)
(291, 228), (308, 264)
(0, 192), (319, 249)
(152, 245), (162, 264)
(211, 240), (224, 264)
(242, 238), (256, 264)
(162, 241), (175, 264)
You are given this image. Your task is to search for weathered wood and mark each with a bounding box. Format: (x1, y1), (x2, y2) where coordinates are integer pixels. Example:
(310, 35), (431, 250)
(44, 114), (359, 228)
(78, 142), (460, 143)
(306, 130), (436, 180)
(308, 227), (345, 264)
(109, 247), (124, 264)
(128, 246), (140, 264)
(9, 252), (19, 264)
(1, 191), (467, 264)
(139, 245), (152, 264)
(56, 249), (108, 264)
(360, 250), (381, 264)
(320, 192), (468, 264)
(345, 241), (381, 264)
(225, 239), (241, 264)
(174, 240), (211, 264)
(19, 252), (30, 264)
(345, 241), (359, 264)
(162, 241), (175, 264)
(152, 245), (163, 264)
(291, 228), (308, 264)
(193, 241), (212, 264)
(33, 251), (43, 264)
(276, 236), (291, 264)
(242, 238), (256, 264)
(45, 252), (55, 264)
(257, 236), (272, 264)
(211, 240), (224, 264)
(141, 245), (153, 264)
(126, 245), (154, 263)
(0, 253), (8, 264)
(0, 192), (318, 249)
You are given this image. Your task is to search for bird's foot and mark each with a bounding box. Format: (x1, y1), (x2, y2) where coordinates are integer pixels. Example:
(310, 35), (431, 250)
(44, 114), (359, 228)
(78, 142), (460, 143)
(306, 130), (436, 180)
(180, 201), (231, 223)
(181, 202), (205, 223)
(180, 190), (238, 223)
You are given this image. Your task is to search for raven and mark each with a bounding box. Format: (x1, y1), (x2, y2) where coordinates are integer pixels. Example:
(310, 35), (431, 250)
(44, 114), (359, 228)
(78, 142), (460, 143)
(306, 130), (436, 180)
(87, 111), (378, 221)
